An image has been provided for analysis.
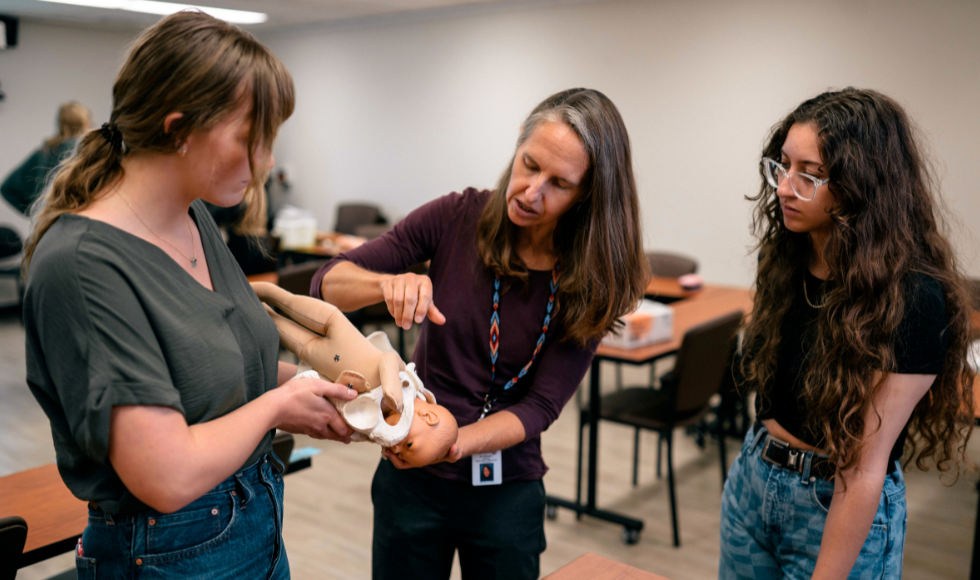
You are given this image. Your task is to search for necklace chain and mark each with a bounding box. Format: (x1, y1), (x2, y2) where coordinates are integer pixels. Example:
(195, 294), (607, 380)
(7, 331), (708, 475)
(119, 194), (198, 267)
(803, 276), (827, 309)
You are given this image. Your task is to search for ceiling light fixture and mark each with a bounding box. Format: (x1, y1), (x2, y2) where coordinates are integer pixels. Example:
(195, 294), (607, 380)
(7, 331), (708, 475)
(36, 0), (268, 25)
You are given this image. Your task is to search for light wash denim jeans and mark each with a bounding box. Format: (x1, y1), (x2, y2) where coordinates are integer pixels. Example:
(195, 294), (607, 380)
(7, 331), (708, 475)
(75, 453), (289, 579)
(719, 424), (906, 580)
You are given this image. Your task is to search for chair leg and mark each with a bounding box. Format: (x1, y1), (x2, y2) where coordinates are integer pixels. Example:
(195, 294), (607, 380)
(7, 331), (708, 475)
(666, 431), (680, 547)
(719, 427), (728, 488)
(576, 409), (585, 510)
(632, 427), (640, 487)
(656, 433), (663, 479)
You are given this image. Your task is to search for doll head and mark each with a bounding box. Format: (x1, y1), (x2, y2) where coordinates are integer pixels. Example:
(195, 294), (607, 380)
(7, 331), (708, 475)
(389, 399), (458, 467)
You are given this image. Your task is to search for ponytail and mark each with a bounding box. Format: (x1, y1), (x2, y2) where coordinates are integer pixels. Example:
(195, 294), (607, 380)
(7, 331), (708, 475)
(23, 127), (124, 272)
(23, 10), (294, 272)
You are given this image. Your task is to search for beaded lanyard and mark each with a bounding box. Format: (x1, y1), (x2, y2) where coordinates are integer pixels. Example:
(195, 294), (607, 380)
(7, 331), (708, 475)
(479, 261), (561, 420)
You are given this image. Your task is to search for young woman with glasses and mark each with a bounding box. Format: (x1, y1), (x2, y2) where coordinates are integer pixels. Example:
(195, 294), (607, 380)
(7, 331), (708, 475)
(719, 88), (974, 579)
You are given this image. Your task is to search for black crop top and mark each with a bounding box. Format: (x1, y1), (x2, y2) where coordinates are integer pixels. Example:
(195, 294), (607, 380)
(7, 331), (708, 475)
(755, 269), (949, 465)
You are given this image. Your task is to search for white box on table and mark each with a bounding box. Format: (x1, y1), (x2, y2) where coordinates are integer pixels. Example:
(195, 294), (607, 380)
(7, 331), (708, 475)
(601, 299), (673, 349)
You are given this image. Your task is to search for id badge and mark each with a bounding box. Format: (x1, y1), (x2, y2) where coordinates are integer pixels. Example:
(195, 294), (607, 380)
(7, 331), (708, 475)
(472, 451), (502, 486)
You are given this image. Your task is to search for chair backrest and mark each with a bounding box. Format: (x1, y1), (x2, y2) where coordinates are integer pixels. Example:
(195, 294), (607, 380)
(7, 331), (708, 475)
(0, 515), (28, 580)
(277, 260), (327, 297)
(272, 431), (296, 467)
(354, 223), (393, 240)
(968, 278), (980, 310)
(335, 203), (382, 235)
(671, 310), (743, 413)
(646, 251), (697, 278)
(0, 227), (23, 260)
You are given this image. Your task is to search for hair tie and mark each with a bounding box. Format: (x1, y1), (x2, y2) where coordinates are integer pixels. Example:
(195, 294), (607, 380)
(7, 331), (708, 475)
(99, 122), (123, 150)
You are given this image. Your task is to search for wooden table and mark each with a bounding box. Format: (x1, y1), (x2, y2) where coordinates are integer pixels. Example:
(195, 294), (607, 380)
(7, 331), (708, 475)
(545, 284), (753, 544)
(0, 463), (87, 568)
(0, 437), (312, 568)
(544, 553), (670, 580)
(247, 271), (279, 285)
(644, 276), (698, 302)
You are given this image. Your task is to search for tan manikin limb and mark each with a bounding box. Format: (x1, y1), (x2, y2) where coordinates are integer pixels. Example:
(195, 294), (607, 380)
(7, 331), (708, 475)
(252, 282), (405, 412)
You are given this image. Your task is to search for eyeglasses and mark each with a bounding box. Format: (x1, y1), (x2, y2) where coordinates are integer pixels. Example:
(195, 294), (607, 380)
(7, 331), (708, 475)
(761, 157), (829, 201)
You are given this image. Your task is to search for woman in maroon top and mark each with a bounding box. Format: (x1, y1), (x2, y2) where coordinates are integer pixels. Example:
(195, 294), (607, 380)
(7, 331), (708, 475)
(314, 88), (648, 580)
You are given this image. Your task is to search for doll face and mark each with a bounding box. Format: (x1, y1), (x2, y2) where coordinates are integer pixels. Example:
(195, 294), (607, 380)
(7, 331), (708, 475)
(389, 400), (458, 467)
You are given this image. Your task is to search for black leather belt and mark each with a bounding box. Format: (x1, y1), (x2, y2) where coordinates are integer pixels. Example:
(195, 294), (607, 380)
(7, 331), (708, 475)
(759, 431), (898, 480)
(760, 434), (837, 480)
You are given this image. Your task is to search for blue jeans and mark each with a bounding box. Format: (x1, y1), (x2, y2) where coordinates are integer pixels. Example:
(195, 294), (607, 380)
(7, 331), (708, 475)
(719, 424), (907, 580)
(75, 453), (289, 579)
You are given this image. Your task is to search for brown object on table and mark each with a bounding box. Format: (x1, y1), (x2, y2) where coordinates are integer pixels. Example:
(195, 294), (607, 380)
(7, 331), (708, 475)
(0, 463), (87, 568)
(544, 553), (670, 580)
(599, 286), (753, 362)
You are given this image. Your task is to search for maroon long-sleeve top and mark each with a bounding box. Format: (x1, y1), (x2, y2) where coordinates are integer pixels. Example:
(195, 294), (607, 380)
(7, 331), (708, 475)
(312, 189), (596, 483)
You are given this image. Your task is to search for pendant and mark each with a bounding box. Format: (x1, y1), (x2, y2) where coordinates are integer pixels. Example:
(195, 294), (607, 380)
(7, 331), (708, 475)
(190, 257), (197, 267)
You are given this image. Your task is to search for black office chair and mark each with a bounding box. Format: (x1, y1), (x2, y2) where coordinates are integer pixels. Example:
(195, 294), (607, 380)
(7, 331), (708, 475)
(335, 203), (385, 236)
(614, 251), (700, 391)
(0, 515), (28, 580)
(587, 310), (743, 547)
(967, 278), (980, 310)
(646, 251), (698, 279)
(354, 223), (393, 240)
(0, 226), (24, 320)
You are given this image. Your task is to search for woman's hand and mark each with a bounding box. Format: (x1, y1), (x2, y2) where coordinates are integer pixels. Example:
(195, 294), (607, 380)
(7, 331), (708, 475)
(380, 272), (446, 330)
(383, 443), (461, 469)
(270, 376), (357, 443)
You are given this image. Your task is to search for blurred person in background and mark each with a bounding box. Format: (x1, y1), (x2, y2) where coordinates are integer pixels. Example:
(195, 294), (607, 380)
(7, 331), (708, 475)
(2, 100), (91, 214)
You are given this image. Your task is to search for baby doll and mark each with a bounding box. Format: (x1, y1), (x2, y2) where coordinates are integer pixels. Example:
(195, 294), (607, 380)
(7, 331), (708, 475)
(251, 282), (458, 467)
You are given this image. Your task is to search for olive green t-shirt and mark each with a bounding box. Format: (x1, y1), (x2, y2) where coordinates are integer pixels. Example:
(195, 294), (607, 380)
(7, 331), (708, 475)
(24, 200), (280, 515)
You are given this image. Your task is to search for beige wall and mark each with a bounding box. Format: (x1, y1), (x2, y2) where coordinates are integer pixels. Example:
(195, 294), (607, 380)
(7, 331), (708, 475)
(0, 21), (133, 237)
(1, 1), (977, 287)
(262, 0), (980, 285)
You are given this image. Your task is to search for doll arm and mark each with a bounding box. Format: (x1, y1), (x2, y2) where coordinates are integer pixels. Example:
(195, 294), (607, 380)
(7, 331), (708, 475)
(262, 305), (327, 368)
(378, 351), (405, 413)
(252, 281), (340, 335)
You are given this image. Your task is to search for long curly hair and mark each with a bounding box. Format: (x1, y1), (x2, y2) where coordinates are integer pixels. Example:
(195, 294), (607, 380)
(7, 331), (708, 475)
(741, 88), (974, 476)
(477, 88), (649, 347)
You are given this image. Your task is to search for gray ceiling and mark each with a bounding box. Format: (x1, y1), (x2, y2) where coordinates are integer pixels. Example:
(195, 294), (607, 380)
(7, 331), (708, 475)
(0, 0), (571, 31)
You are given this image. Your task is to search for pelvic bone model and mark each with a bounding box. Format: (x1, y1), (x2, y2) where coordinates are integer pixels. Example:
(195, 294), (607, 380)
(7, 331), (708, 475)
(251, 282), (457, 466)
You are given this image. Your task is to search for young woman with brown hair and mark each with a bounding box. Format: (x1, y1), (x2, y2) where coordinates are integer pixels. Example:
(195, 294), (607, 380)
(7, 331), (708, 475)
(315, 88), (649, 580)
(23, 11), (356, 577)
(719, 88), (974, 579)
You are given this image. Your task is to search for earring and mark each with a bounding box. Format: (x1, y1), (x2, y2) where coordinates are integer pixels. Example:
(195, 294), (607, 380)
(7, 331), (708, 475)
(177, 143), (187, 157)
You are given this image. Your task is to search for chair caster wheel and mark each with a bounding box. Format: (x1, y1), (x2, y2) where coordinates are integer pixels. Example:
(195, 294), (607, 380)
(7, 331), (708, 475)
(623, 528), (641, 545)
(545, 504), (558, 520)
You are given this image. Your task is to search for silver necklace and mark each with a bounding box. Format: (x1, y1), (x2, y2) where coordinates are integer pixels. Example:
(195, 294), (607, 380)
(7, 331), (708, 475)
(803, 276), (827, 309)
(119, 194), (198, 267)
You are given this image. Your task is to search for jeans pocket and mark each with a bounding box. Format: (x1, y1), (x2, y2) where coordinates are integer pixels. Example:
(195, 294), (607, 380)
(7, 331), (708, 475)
(75, 556), (96, 579)
(140, 491), (239, 564)
(809, 478), (834, 515)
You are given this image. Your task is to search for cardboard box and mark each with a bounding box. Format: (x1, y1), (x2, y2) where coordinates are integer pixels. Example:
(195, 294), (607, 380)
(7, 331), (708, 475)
(601, 299), (673, 349)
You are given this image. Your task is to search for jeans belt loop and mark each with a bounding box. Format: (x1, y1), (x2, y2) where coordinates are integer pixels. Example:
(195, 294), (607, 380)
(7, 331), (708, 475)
(104, 511), (115, 526)
(750, 423), (768, 453)
(268, 452), (286, 477)
(234, 471), (253, 509)
(800, 451), (813, 485)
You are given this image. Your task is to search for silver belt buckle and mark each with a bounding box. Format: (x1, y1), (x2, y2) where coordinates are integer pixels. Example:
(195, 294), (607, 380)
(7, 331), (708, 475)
(761, 434), (803, 472)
